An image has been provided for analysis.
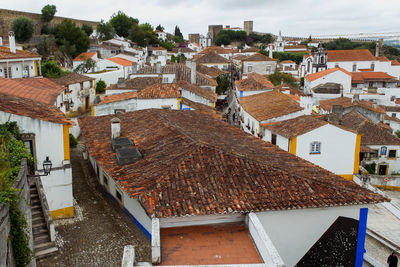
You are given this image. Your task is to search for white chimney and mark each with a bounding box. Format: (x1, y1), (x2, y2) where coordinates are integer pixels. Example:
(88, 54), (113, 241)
(9, 31), (16, 54)
(111, 118), (121, 139)
(0, 37), (3, 46)
(190, 61), (196, 84)
(156, 62), (161, 74)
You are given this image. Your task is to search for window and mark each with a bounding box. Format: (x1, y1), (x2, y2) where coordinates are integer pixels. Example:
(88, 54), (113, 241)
(320, 56), (325, 64)
(335, 63), (339, 68)
(370, 150), (379, 158)
(80, 82), (83, 90)
(114, 109), (126, 114)
(116, 190), (123, 203)
(4, 67), (11, 78)
(161, 105), (172, 110)
(310, 141), (321, 154)
(389, 150), (397, 158)
(271, 134), (277, 145)
(266, 66), (271, 73)
(383, 82), (387, 87)
(352, 64), (357, 72)
(103, 175), (108, 186)
(248, 66), (253, 72)
(391, 96), (396, 101)
(371, 63), (375, 71)
(380, 146), (387, 156)
(392, 113), (397, 118)
(23, 65), (29, 78)
(163, 77), (168, 83)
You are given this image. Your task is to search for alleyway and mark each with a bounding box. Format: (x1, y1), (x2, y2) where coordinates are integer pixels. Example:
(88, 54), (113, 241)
(37, 144), (151, 267)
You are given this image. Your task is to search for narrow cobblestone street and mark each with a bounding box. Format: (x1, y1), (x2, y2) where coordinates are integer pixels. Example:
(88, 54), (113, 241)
(37, 144), (151, 267)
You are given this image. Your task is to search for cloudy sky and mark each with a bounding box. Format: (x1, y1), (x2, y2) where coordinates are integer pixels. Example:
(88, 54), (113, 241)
(2, 0), (399, 38)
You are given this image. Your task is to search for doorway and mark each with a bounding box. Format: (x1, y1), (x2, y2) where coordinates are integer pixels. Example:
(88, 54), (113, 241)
(85, 96), (89, 110)
(378, 164), (388, 175)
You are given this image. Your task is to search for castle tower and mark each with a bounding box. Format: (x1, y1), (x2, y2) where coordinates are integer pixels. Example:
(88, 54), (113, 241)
(244, 21), (253, 35)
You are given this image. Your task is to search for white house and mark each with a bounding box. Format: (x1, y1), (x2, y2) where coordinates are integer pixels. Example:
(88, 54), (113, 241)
(262, 115), (360, 180)
(106, 77), (161, 95)
(95, 57), (136, 79)
(234, 72), (275, 98)
(195, 52), (230, 71)
(0, 32), (42, 78)
(278, 60), (299, 78)
(72, 52), (99, 71)
(238, 90), (306, 137)
(241, 53), (278, 76)
(155, 30), (167, 41)
(79, 109), (386, 266)
(0, 93), (74, 219)
(199, 33), (212, 48)
(168, 47), (196, 60)
(304, 67), (353, 99)
(149, 47), (168, 66)
(187, 42), (202, 52)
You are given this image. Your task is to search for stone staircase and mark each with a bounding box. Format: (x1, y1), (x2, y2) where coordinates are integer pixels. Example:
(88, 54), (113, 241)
(30, 182), (58, 259)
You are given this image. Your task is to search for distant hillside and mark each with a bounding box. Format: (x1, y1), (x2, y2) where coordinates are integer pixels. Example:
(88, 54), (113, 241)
(0, 8), (98, 39)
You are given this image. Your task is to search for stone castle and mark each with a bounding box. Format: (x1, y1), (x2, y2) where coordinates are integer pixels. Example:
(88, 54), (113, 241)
(0, 8), (98, 39)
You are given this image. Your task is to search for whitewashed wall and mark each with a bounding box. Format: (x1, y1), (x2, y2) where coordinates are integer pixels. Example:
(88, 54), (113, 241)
(304, 70), (352, 95)
(256, 205), (366, 267)
(296, 124), (357, 175)
(180, 89), (213, 106)
(86, 69), (124, 86)
(366, 144), (400, 174)
(262, 130), (289, 150)
(0, 59), (38, 78)
(242, 61), (276, 75)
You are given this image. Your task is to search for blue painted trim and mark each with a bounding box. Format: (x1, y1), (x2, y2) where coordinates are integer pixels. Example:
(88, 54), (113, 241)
(182, 108), (191, 110)
(240, 91), (243, 98)
(355, 208), (368, 267)
(100, 185), (151, 239)
(180, 102), (183, 110)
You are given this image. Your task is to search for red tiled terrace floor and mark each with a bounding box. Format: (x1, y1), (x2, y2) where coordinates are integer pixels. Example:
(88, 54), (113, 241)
(159, 223), (263, 265)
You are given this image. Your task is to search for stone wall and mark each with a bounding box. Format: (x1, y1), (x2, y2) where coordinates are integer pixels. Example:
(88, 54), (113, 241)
(0, 8), (98, 40)
(0, 159), (35, 267)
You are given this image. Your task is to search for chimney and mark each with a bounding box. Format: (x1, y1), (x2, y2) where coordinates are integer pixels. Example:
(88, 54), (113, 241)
(189, 61), (196, 84)
(156, 62), (161, 74)
(9, 31), (16, 54)
(111, 118), (121, 139)
(0, 37), (3, 46)
(353, 94), (360, 103)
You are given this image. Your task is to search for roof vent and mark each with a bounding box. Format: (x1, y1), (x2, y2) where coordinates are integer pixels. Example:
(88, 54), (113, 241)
(111, 137), (133, 152)
(111, 117), (121, 139)
(116, 147), (143, 166)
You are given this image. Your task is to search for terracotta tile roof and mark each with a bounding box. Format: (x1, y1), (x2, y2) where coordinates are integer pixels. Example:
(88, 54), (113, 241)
(98, 91), (139, 105)
(382, 106), (400, 112)
(262, 115), (327, 138)
(235, 73), (275, 92)
(150, 46), (167, 51)
(319, 97), (385, 114)
(327, 49), (376, 62)
(359, 68), (373, 72)
(391, 60), (400, 66)
(284, 45), (308, 50)
(341, 110), (400, 145)
(196, 64), (227, 78)
(0, 77), (64, 105)
(73, 52), (97, 62)
(351, 72), (397, 83)
(181, 97), (222, 120)
(136, 63), (217, 87)
(305, 67), (352, 82)
(171, 47), (195, 53)
(240, 90), (303, 121)
(242, 53), (277, 62)
(0, 46), (41, 60)
(376, 56), (390, 62)
(276, 84), (306, 96)
(233, 54), (249, 61)
(384, 114), (400, 123)
(200, 46), (239, 55)
(280, 60), (296, 64)
(107, 77), (161, 90)
(177, 80), (217, 102)
(49, 72), (94, 86)
(79, 109), (386, 218)
(242, 47), (259, 52)
(0, 93), (74, 125)
(196, 53), (230, 64)
(107, 57), (134, 67)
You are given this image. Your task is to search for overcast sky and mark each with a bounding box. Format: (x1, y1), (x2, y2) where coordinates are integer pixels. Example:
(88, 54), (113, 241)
(2, 0), (399, 38)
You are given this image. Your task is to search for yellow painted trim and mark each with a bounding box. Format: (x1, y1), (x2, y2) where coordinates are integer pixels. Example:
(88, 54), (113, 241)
(34, 60), (38, 76)
(177, 97), (182, 110)
(63, 125), (70, 160)
(377, 163), (389, 176)
(289, 137), (297, 155)
(374, 184), (400, 191)
(353, 134), (361, 174)
(211, 102), (215, 108)
(50, 206), (74, 219)
(91, 106), (95, 117)
(258, 123), (261, 134)
(339, 174), (354, 181)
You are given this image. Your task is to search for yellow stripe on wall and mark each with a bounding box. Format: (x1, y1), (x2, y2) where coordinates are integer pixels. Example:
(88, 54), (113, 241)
(91, 106), (95, 116)
(50, 206), (74, 219)
(63, 125), (70, 160)
(177, 97), (182, 110)
(353, 134), (361, 174)
(339, 174), (354, 181)
(289, 137), (297, 155)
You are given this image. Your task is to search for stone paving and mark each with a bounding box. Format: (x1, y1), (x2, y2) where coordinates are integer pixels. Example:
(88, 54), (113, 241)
(37, 144), (151, 267)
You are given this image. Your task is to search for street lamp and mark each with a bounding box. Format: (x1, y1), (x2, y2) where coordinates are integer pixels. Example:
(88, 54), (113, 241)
(69, 99), (74, 108)
(28, 156), (52, 177)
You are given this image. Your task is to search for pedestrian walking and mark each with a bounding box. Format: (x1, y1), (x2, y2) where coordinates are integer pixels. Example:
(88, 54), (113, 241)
(388, 251), (398, 267)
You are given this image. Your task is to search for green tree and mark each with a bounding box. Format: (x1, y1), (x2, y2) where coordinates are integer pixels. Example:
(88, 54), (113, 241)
(171, 54), (176, 63)
(247, 33), (273, 45)
(74, 58), (96, 73)
(215, 30), (247, 46)
(96, 79), (107, 94)
(216, 74), (230, 94)
(81, 24), (93, 36)
(41, 4), (57, 23)
(109, 11), (138, 38)
(323, 38), (376, 54)
(11, 17), (34, 43)
(36, 35), (57, 60)
(268, 71), (299, 87)
(159, 41), (175, 51)
(41, 60), (67, 78)
(174, 26), (183, 38)
(55, 19), (90, 58)
(156, 24), (164, 31)
(97, 20), (115, 41)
